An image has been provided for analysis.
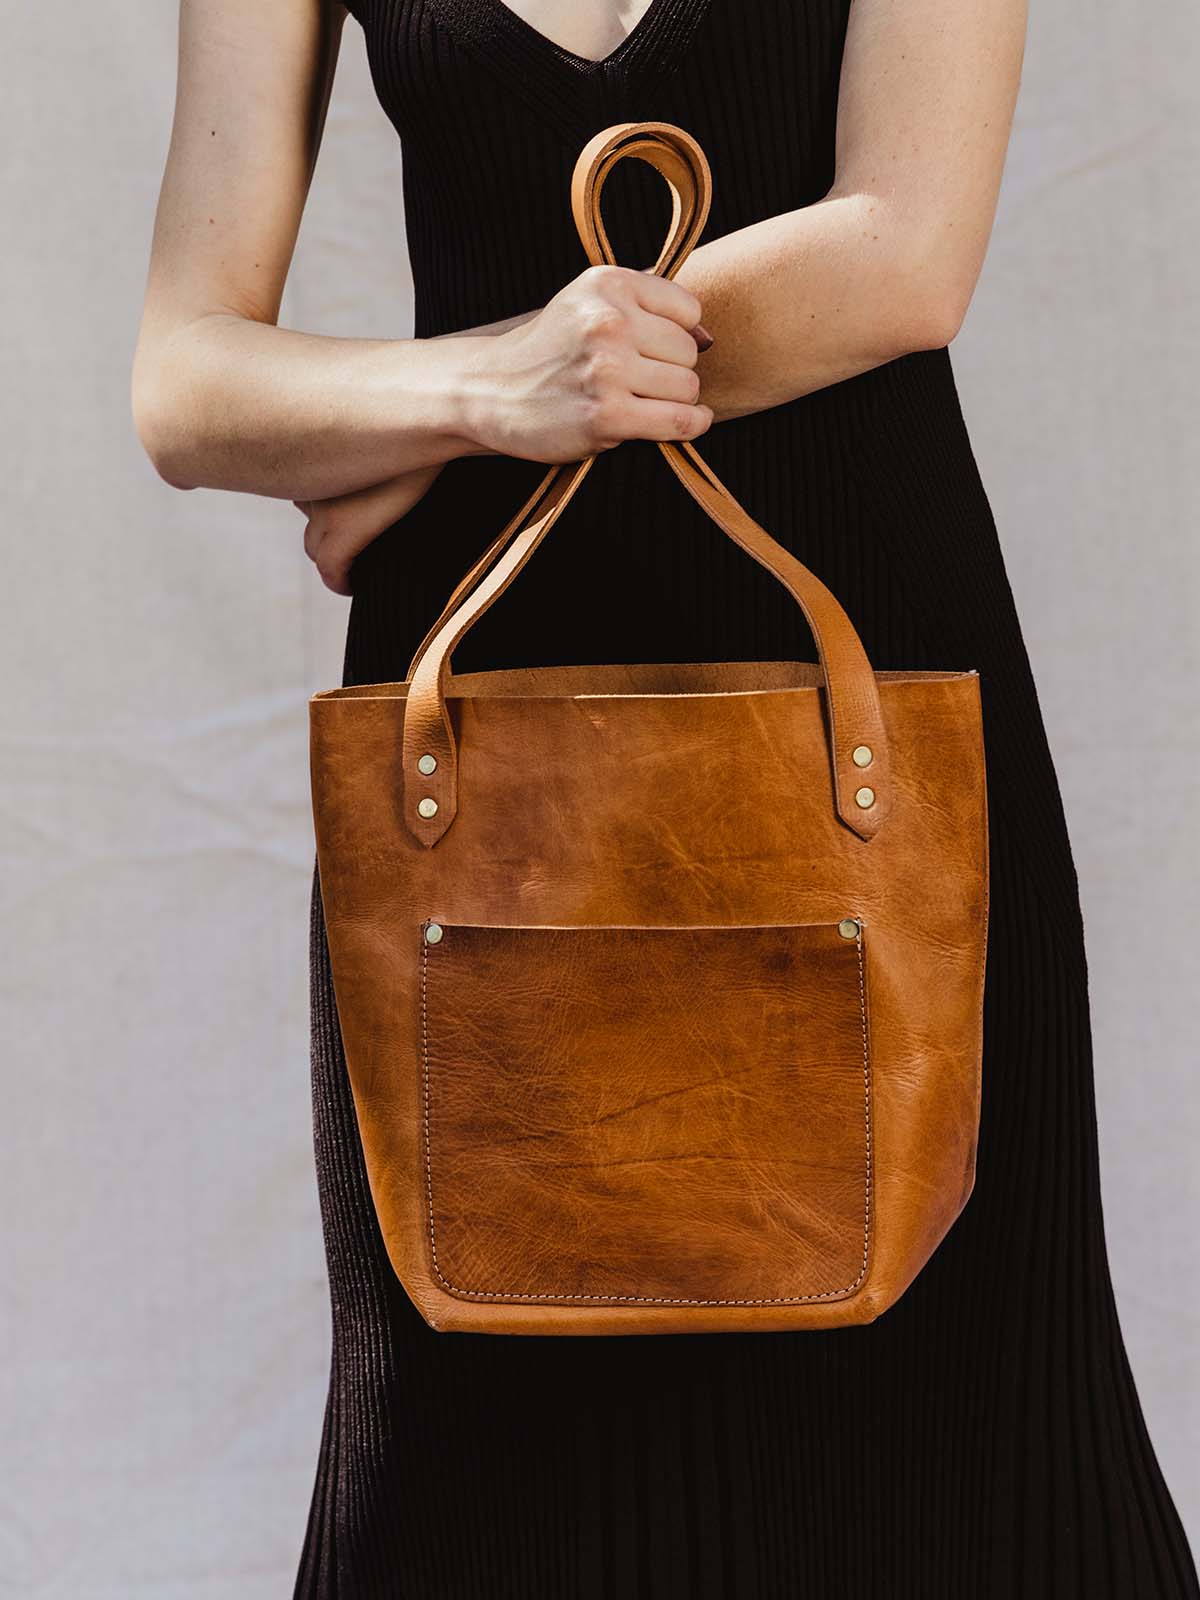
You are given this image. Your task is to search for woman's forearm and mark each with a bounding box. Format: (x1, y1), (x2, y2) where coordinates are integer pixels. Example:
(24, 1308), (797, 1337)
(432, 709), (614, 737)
(140, 0), (1021, 501)
(136, 183), (960, 502)
(677, 194), (962, 425)
(678, 0), (1025, 424)
(133, 313), (500, 500)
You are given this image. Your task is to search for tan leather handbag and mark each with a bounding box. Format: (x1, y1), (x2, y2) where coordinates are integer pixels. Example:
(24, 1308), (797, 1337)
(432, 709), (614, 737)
(310, 122), (990, 1336)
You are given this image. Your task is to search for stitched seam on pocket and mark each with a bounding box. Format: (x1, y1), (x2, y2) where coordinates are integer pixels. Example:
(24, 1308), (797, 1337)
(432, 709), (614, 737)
(420, 924), (872, 1308)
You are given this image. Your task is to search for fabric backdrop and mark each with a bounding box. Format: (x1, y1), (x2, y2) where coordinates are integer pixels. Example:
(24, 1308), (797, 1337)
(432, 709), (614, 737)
(1, 4), (1195, 1594)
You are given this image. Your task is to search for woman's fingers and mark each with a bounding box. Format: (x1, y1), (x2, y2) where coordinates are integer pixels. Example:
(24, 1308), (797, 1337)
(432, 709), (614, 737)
(299, 512), (354, 595)
(632, 269), (713, 351)
(628, 268), (704, 332)
(298, 507), (323, 565)
(620, 395), (714, 443)
(627, 305), (703, 369)
(297, 464), (443, 595)
(590, 275), (711, 442)
(629, 353), (703, 407)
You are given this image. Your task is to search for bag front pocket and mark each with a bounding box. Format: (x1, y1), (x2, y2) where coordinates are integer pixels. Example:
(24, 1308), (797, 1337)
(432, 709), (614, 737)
(419, 919), (872, 1309)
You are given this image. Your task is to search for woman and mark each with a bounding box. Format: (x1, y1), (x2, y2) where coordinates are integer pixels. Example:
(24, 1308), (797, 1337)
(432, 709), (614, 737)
(132, 0), (1198, 1594)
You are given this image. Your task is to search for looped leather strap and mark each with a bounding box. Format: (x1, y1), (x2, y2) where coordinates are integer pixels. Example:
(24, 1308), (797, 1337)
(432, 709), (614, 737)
(402, 122), (892, 849)
(402, 123), (710, 676)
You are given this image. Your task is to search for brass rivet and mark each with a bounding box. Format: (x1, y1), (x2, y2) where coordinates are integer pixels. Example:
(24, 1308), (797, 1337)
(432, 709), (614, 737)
(417, 796), (439, 819)
(417, 753), (438, 776)
(855, 786), (876, 809)
(838, 918), (861, 940)
(852, 745), (873, 768)
(424, 922), (444, 945)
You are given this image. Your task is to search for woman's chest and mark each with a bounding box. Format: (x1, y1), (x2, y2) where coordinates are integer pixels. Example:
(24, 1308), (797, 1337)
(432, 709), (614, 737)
(490, 0), (658, 63)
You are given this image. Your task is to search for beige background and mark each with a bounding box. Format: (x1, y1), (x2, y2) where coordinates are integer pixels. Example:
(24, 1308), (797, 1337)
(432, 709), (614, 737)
(1, 2), (1196, 1594)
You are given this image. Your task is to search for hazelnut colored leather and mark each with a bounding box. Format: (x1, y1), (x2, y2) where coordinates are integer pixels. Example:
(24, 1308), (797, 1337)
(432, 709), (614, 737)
(309, 123), (990, 1335)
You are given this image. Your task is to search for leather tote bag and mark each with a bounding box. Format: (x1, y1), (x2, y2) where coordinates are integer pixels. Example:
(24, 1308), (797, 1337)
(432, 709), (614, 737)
(310, 122), (990, 1336)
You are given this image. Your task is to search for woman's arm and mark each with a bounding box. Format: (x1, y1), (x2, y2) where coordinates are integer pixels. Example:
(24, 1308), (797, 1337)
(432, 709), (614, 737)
(366, 0), (1026, 442)
(297, 0), (1026, 592)
(132, 0), (710, 500)
(673, 0), (1028, 420)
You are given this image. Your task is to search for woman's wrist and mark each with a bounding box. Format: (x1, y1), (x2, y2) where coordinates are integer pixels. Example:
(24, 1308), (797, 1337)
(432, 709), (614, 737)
(421, 310), (539, 461)
(427, 327), (518, 460)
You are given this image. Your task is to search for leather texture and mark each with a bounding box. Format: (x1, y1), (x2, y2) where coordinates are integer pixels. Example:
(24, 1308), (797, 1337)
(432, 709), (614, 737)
(309, 123), (990, 1335)
(421, 920), (873, 1308)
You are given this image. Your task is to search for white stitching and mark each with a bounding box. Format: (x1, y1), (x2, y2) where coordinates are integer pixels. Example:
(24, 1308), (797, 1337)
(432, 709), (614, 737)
(855, 923), (872, 1296)
(420, 921), (873, 1307)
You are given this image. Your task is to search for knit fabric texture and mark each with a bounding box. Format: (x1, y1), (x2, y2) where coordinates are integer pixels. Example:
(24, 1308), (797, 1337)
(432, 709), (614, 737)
(294, 0), (1199, 1593)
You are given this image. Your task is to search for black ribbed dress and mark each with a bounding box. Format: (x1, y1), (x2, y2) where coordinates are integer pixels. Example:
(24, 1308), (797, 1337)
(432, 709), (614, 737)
(294, 0), (1199, 1593)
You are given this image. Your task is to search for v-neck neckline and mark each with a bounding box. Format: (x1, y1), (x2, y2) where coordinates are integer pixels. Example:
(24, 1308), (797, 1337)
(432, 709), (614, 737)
(477, 0), (680, 72)
(430, 0), (713, 89)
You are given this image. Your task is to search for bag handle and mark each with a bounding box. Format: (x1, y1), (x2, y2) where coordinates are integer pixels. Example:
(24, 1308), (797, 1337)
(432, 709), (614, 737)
(402, 122), (711, 674)
(401, 122), (892, 849)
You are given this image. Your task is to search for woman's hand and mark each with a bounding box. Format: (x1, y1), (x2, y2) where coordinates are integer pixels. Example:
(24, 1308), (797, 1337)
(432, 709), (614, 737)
(296, 462), (444, 596)
(293, 271), (712, 594)
(464, 264), (714, 464)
